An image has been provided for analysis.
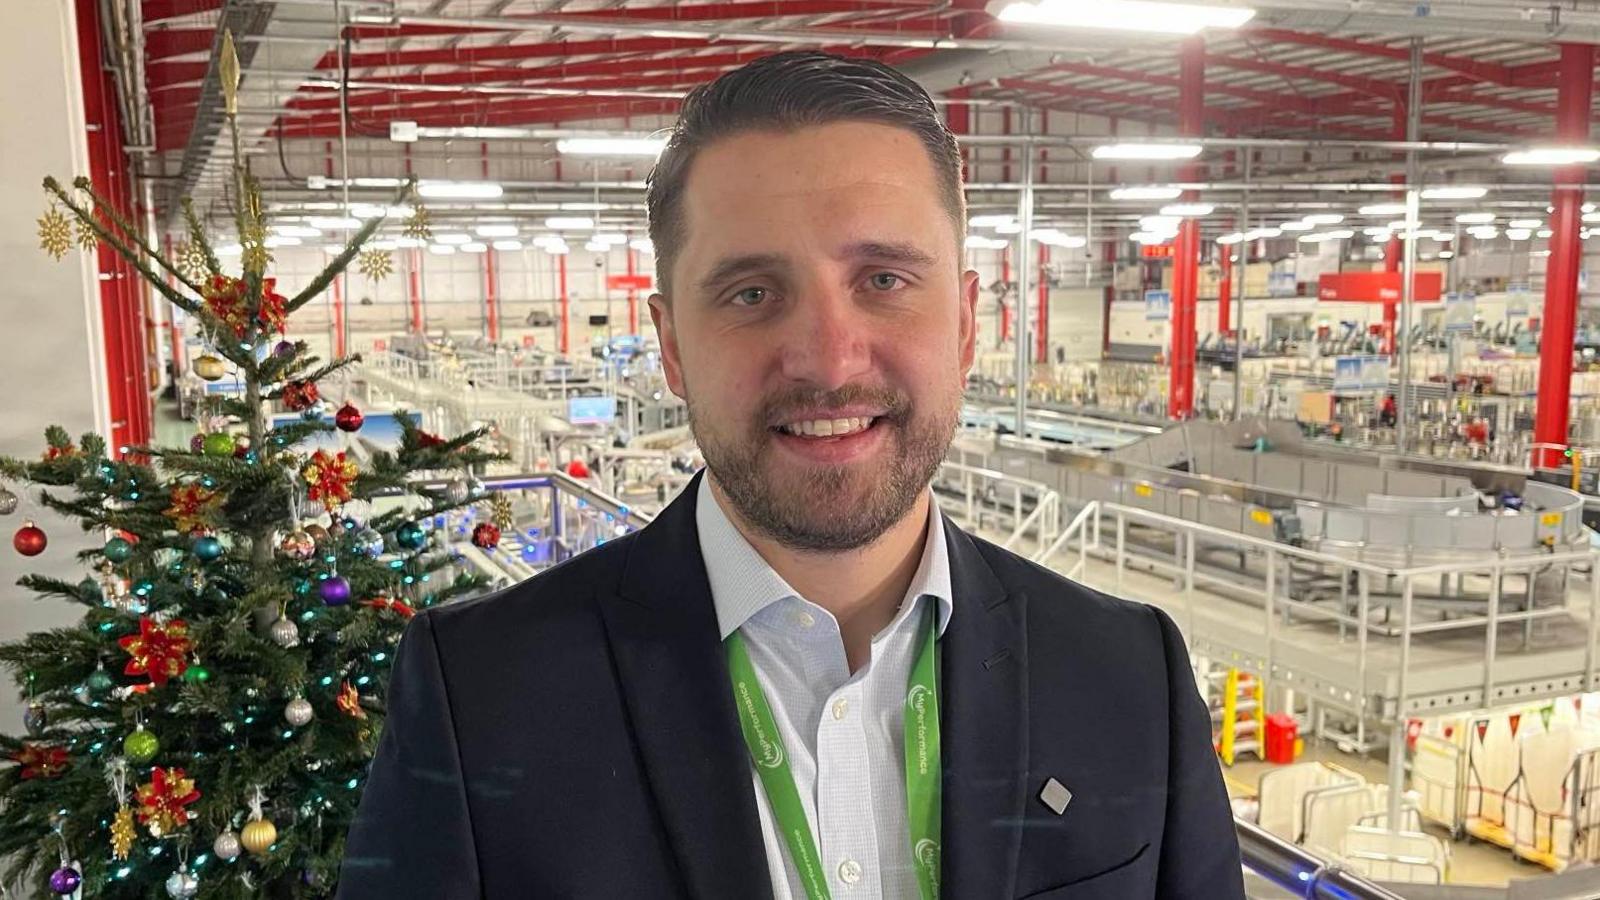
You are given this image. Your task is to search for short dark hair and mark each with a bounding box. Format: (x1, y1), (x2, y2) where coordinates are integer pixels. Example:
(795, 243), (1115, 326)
(645, 51), (966, 297)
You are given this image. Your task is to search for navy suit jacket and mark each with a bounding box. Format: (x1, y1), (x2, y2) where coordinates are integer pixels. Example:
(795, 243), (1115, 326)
(337, 473), (1244, 898)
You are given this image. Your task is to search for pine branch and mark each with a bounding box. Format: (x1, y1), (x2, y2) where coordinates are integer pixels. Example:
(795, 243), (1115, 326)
(71, 176), (207, 297)
(285, 218), (387, 314)
(42, 178), (202, 314)
(15, 575), (99, 606)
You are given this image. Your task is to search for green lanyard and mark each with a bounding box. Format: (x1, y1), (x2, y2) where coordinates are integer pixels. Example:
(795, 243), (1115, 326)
(726, 603), (941, 900)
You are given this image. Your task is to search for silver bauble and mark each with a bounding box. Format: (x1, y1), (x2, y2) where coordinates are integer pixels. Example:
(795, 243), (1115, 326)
(285, 696), (314, 727)
(444, 476), (471, 504)
(213, 830), (242, 861)
(0, 486), (17, 515)
(354, 527), (385, 558)
(269, 617), (301, 649)
(23, 701), (46, 736)
(165, 870), (199, 899)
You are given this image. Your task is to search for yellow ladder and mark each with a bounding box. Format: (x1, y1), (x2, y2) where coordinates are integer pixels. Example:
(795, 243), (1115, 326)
(1215, 667), (1265, 766)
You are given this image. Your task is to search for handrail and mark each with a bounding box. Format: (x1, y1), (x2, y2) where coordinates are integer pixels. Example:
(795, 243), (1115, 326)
(1235, 818), (1407, 900)
(1034, 500), (1101, 582)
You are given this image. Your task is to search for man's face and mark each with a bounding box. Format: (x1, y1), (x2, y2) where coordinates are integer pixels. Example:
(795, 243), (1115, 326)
(649, 121), (979, 552)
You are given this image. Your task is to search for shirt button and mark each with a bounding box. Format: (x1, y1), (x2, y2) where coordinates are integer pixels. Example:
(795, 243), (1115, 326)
(793, 610), (815, 629)
(837, 858), (862, 885)
(831, 699), (849, 721)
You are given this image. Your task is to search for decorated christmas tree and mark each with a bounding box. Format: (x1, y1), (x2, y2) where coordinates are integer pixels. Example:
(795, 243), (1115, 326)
(0, 31), (503, 898)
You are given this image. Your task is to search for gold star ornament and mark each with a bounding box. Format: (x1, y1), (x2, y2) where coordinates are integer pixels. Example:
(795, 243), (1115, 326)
(402, 205), (432, 241)
(37, 207), (72, 260)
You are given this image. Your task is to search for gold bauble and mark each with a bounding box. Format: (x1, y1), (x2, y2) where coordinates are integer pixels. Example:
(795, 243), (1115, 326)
(240, 817), (277, 856)
(193, 354), (226, 382)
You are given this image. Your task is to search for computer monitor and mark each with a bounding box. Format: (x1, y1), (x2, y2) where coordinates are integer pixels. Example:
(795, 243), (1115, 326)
(567, 395), (617, 426)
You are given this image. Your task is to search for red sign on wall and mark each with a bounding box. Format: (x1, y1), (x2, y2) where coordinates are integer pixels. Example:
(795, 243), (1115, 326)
(1139, 244), (1175, 259)
(607, 274), (653, 291)
(1316, 271), (1442, 303)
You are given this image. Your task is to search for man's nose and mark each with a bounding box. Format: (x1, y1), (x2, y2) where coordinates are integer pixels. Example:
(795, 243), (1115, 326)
(777, 284), (873, 391)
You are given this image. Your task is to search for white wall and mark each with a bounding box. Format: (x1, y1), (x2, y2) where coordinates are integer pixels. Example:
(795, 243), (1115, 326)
(0, 2), (107, 735)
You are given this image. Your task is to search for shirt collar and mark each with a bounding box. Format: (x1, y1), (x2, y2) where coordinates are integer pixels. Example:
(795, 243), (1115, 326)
(697, 473), (954, 641)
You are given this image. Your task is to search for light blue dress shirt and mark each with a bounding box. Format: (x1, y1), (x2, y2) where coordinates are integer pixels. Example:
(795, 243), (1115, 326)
(696, 475), (954, 899)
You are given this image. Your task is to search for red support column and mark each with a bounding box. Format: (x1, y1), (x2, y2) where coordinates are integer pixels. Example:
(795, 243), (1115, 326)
(1168, 36), (1204, 419)
(484, 247), (500, 341)
(331, 275), (346, 357)
(945, 87), (971, 183)
(407, 248), (423, 333)
(1000, 247), (1012, 345)
(1218, 244), (1234, 334)
(1534, 43), (1595, 468)
(626, 247), (640, 335)
(558, 254), (570, 354)
(1381, 102), (1406, 354)
(1036, 244), (1049, 364)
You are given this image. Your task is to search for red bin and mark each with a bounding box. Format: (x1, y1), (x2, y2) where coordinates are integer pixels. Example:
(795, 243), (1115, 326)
(1264, 713), (1300, 764)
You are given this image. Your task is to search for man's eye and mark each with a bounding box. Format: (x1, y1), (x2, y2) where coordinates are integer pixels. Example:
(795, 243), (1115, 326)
(867, 273), (903, 291)
(731, 287), (768, 307)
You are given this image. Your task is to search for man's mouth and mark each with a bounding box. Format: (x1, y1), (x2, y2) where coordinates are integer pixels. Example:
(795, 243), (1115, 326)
(776, 416), (879, 438)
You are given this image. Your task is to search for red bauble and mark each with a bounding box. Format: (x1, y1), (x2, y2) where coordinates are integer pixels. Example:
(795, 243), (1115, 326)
(13, 522), (46, 557)
(334, 403), (364, 433)
(471, 522), (501, 549)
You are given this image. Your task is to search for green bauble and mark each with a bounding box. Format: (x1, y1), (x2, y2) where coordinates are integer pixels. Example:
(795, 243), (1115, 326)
(394, 521), (426, 551)
(123, 727), (159, 763)
(183, 664), (210, 684)
(103, 537), (133, 563)
(202, 432), (236, 457)
(86, 669), (114, 698)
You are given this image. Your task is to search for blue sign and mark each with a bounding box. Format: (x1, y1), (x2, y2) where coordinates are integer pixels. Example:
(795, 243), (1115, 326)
(567, 395), (618, 426)
(1333, 355), (1391, 393)
(1144, 290), (1171, 321)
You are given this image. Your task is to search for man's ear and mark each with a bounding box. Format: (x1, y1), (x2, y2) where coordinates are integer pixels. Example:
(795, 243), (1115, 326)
(957, 269), (980, 380)
(648, 293), (688, 400)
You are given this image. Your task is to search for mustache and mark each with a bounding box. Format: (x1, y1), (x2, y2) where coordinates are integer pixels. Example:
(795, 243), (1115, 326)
(758, 384), (911, 427)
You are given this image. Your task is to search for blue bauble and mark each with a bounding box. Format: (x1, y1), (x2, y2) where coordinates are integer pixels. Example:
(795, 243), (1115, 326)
(394, 521), (426, 551)
(319, 576), (352, 606)
(192, 535), (224, 562)
(103, 537), (133, 563)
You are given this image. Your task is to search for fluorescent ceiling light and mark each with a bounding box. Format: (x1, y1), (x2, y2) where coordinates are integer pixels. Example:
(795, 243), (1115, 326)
(435, 233), (473, 245)
(970, 215), (1015, 228)
(996, 0), (1255, 35)
(1538, 229), (1554, 238)
(544, 216), (595, 230)
(1386, 220), (1412, 231)
(214, 243), (242, 256)
(474, 224), (519, 238)
(417, 180), (503, 199)
(1129, 231), (1174, 245)
(1358, 203), (1408, 216)
(394, 237), (425, 248)
(1278, 221), (1315, 232)
(1584, 212), (1600, 224)
(1092, 143), (1202, 160)
(585, 240), (610, 252)
(492, 240), (523, 251)
(427, 244), (457, 255)
(556, 137), (666, 157)
(993, 222), (1023, 235)
(1502, 146), (1600, 166)
(352, 176), (404, 188)
(461, 241), (489, 253)
(545, 244), (570, 256)
(561, 202), (610, 211)
(1302, 213), (1344, 225)
(1466, 226), (1499, 239)
(1454, 212), (1495, 224)
(1361, 227), (1392, 238)
(1139, 215), (1183, 231)
(272, 224), (322, 238)
(307, 216), (361, 230)
(1421, 186), (1488, 200)
(1216, 233), (1244, 245)
(630, 239), (654, 254)
(1505, 228), (1533, 241)
(1109, 186), (1183, 201)
(593, 233), (628, 245)
(1432, 232), (1455, 242)
(964, 236), (1009, 250)
(1244, 227), (1281, 240)
(1508, 218), (1543, 229)
(1160, 203), (1213, 216)
(263, 236), (301, 247)
(1438, 250), (1455, 259)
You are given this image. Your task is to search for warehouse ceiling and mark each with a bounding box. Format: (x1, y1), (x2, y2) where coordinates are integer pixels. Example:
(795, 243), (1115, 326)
(121, 0), (1600, 244)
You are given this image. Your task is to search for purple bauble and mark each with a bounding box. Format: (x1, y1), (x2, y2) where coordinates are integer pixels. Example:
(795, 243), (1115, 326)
(49, 866), (81, 895)
(319, 575), (351, 606)
(189, 434), (205, 453)
(274, 340), (295, 357)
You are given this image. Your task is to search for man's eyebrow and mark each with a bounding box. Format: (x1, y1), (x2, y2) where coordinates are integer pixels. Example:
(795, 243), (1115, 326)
(696, 253), (789, 294)
(840, 241), (937, 267)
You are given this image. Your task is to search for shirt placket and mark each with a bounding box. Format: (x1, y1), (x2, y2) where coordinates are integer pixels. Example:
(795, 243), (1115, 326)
(813, 616), (883, 896)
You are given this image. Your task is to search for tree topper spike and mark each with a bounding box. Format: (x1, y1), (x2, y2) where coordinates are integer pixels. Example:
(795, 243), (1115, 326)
(220, 30), (241, 116)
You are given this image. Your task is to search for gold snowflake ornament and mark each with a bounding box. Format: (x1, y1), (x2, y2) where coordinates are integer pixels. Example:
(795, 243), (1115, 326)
(75, 216), (99, 251)
(37, 207), (72, 260)
(174, 241), (210, 281)
(488, 492), (514, 530)
(358, 248), (394, 281)
(110, 804), (136, 860)
(402, 205), (432, 241)
(241, 222), (272, 275)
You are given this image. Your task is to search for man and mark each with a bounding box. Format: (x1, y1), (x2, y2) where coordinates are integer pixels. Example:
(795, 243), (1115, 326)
(339, 52), (1243, 899)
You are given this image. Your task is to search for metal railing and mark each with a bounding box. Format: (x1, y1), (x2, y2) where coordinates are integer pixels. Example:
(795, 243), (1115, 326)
(934, 460), (1061, 554)
(1236, 818), (1406, 900)
(1034, 500), (1101, 582)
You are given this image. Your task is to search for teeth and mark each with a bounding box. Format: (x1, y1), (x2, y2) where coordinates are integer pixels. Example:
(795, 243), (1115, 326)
(781, 417), (873, 437)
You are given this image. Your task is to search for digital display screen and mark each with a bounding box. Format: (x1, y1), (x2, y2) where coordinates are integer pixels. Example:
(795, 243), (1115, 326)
(567, 395), (617, 425)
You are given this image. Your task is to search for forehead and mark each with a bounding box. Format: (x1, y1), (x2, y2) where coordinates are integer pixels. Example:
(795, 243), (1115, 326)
(672, 121), (954, 281)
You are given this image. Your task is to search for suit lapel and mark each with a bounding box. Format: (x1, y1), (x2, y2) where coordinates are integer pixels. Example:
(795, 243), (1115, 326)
(598, 472), (773, 900)
(939, 517), (1029, 898)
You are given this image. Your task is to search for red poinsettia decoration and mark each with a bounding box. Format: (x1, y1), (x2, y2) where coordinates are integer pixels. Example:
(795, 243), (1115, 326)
(415, 429), (446, 449)
(163, 483), (222, 534)
(471, 522), (501, 549)
(42, 441), (78, 461)
(135, 767), (201, 837)
(302, 450), (358, 510)
(360, 596), (415, 619)
(203, 274), (288, 337)
(11, 743), (69, 780)
(337, 681), (367, 720)
(281, 379), (320, 412)
(118, 615), (194, 686)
